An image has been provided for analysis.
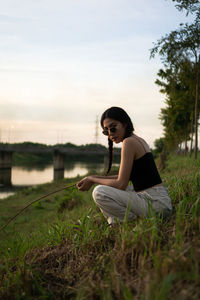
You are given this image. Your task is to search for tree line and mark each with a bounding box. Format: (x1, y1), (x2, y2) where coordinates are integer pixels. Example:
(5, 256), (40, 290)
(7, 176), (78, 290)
(151, 0), (200, 159)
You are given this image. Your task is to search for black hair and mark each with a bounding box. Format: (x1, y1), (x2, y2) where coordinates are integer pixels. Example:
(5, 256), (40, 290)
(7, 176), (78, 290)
(101, 106), (134, 174)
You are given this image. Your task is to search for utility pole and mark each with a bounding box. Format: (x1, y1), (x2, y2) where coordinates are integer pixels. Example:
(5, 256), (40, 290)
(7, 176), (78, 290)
(95, 115), (99, 144)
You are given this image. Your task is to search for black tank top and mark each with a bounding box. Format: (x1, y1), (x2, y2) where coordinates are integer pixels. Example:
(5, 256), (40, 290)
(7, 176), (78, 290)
(129, 152), (162, 192)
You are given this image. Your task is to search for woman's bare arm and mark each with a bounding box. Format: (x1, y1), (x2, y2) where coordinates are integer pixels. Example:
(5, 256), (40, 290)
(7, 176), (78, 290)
(92, 175), (118, 179)
(77, 138), (135, 191)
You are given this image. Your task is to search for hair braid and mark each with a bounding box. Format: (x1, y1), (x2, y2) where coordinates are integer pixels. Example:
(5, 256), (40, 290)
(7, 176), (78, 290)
(107, 138), (113, 174)
(101, 107), (134, 175)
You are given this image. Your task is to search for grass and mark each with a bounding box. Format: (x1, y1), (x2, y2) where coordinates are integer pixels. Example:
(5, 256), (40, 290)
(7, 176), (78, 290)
(0, 154), (200, 299)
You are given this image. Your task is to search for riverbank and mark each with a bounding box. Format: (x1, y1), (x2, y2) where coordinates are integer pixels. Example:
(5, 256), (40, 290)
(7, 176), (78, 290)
(0, 175), (84, 239)
(0, 154), (200, 299)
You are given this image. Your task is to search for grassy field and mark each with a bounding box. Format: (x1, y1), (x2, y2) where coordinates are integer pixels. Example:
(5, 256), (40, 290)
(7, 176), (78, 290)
(0, 154), (200, 299)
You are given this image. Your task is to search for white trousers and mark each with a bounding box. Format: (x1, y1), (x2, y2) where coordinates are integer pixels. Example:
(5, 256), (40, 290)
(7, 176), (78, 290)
(92, 184), (172, 224)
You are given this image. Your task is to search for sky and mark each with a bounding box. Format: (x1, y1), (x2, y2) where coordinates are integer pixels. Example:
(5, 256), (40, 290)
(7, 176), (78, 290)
(0, 0), (195, 148)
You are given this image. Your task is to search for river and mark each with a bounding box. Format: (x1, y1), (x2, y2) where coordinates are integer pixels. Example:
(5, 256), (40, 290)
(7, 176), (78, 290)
(0, 160), (110, 199)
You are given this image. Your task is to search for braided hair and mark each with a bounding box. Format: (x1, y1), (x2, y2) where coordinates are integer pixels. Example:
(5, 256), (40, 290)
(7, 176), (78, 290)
(101, 107), (134, 174)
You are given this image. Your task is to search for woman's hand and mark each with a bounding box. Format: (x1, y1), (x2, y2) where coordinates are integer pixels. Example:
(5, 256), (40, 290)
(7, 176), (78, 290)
(76, 176), (94, 191)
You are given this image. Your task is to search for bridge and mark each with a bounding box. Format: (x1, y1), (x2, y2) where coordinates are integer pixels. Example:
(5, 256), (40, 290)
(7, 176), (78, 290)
(0, 143), (120, 186)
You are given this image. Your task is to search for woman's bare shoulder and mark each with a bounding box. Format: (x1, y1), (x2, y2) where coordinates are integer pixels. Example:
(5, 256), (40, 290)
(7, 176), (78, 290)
(122, 136), (139, 157)
(122, 136), (137, 148)
(123, 134), (150, 155)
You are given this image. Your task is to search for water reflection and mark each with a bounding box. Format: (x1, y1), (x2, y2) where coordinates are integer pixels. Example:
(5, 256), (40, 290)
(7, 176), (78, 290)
(11, 162), (104, 186)
(0, 191), (15, 199)
(0, 160), (106, 199)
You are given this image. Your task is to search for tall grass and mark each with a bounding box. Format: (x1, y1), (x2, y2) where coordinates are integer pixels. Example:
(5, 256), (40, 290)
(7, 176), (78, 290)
(0, 154), (200, 299)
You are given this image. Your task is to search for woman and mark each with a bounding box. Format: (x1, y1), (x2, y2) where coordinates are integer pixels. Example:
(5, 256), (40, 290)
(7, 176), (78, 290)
(77, 107), (172, 224)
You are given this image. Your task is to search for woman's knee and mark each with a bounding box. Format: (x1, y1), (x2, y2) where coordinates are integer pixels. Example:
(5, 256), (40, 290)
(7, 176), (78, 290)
(92, 185), (111, 206)
(93, 185), (104, 203)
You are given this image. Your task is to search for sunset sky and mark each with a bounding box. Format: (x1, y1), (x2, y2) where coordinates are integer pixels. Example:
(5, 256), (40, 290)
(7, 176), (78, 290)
(0, 0), (195, 147)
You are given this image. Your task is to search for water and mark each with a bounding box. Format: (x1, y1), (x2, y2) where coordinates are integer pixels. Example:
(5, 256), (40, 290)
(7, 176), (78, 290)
(0, 160), (107, 199)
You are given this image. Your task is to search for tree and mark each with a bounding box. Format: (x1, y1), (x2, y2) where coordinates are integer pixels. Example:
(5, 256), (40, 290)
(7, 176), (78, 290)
(155, 59), (196, 151)
(171, 0), (200, 16)
(153, 137), (165, 155)
(151, 21), (200, 158)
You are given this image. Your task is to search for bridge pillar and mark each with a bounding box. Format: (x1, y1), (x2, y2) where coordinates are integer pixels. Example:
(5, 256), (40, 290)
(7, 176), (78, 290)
(0, 151), (12, 186)
(53, 151), (65, 181)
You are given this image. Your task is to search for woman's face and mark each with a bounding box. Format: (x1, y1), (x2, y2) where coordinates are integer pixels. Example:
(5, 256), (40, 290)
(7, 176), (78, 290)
(103, 118), (126, 143)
